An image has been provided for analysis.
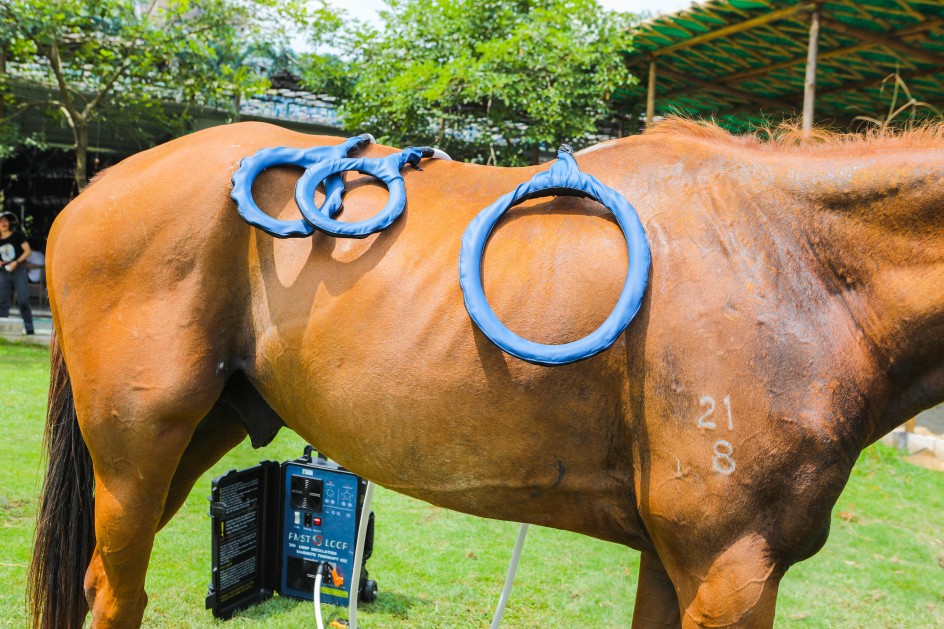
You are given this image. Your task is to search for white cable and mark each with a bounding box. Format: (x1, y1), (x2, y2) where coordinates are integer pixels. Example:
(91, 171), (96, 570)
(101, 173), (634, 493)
(431, 148), (452, 160)
(314, 571), (325, 629)
(490, 523), (530, 629)
(348, 481), (376, 629)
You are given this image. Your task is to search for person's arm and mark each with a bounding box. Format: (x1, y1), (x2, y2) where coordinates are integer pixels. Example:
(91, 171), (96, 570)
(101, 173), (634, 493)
(5, 239), (31, 270)
(18, 241), (32, 264)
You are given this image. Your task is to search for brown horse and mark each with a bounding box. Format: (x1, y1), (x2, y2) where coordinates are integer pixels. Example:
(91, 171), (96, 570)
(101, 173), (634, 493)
(27, 118), (944, 628)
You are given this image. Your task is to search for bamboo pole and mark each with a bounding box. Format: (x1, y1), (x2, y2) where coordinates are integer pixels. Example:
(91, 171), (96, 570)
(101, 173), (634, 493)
(802, 6), (821, 135)
(826, 19), (944, 67)
(646, 59), (657, 129)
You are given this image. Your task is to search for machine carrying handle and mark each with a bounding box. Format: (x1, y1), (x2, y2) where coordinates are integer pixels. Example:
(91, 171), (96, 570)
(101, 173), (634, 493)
(303, 445), (328, 462)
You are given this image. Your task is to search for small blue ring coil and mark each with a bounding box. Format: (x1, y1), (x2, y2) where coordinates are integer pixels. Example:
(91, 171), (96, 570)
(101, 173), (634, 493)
(459, 147), (651, 366)
(230, 135), (375, 239)
(294, 148), (423, 239)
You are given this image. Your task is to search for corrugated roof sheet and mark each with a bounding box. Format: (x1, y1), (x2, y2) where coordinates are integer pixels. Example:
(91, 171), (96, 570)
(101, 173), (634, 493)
(620, 0), (944, 128)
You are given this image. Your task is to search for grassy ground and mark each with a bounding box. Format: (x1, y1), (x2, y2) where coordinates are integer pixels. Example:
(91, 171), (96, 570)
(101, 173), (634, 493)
(1, 340), (943, 627)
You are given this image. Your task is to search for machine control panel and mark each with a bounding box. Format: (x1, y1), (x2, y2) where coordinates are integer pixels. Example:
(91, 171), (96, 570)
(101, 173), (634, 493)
(280, 462), (362, 605)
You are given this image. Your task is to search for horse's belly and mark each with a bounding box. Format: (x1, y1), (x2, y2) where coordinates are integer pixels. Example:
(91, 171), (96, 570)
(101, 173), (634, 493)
(261, 345), (643, 546)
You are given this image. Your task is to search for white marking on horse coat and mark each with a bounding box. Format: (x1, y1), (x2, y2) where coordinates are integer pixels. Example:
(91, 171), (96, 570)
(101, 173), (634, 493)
(695, 394), (738, 475)
(696, 396), (717, 429)
(712, 440), (736, 475)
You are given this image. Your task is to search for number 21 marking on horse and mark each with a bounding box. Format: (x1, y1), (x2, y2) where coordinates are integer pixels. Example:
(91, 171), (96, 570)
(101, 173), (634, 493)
(696, 395), (736, 475)
(696, 395), (733, 430)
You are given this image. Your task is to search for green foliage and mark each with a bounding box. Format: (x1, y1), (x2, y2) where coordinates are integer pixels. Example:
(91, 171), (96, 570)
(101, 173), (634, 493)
(301, 0), (636, 165)
(0, 120), (21, 159)
(299, 52), (354, 102)
(0, 0), (336, 189)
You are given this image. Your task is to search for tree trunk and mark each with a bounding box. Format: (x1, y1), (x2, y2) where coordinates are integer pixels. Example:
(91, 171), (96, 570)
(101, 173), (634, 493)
(74, 121), (89, 193)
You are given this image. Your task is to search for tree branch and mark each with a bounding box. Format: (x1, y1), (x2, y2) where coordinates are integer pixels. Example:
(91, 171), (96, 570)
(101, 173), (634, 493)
(82, 55), (135, 117)
(0, 100), (61, 123)
(83, 0), (160, 118)
(46, 40), (78, 120)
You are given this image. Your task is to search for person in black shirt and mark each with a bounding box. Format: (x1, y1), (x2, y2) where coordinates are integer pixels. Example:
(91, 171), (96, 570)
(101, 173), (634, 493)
(0, 212), (34, 335)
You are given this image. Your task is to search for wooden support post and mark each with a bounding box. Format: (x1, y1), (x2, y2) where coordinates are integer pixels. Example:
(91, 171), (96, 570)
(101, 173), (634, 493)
(646, 59), (657, 129)
(802, 6), (821, 135)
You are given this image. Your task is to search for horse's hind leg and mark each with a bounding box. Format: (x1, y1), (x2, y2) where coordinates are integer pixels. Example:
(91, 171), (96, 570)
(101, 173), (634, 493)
(632, 552), (681, 628)
(158, 403), (248, 529)
(81, 404), (247, 628)
(81, 400), (217, 627)
(71, 352), (231, 627)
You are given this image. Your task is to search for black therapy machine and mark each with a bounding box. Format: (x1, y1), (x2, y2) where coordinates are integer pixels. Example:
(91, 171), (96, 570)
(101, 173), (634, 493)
(205, 446), (377, 620)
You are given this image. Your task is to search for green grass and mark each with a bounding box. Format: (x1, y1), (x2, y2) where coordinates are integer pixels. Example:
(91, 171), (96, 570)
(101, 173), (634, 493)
(1, 340), (943, 627)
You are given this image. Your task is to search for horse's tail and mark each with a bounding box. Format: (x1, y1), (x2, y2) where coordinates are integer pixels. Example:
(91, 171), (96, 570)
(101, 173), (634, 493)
(27, 331), (95, 629)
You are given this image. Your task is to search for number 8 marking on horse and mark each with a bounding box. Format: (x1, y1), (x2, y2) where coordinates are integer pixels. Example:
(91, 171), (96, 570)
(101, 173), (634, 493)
(712, 439), (736, 475)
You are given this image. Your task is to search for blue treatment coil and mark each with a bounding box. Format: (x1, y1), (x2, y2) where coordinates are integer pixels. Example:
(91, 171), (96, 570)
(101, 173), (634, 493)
(231, 134), (375, 239)
(458, 146), (651, 366)
(294, 147), (426, 238)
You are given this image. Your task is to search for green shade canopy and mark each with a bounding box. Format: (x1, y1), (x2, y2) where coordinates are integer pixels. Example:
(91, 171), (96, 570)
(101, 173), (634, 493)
(620, 0), (944, 128)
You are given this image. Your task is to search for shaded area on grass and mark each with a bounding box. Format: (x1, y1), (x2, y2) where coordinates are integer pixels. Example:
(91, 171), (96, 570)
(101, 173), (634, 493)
(1, 340), (943, 627)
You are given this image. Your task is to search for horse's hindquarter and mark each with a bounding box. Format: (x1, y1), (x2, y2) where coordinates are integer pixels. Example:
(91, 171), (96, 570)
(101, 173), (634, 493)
(46, 125), (297, 427)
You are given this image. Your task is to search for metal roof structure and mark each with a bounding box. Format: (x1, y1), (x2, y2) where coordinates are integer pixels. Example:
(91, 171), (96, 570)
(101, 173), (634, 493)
(620, 0), (944, 129)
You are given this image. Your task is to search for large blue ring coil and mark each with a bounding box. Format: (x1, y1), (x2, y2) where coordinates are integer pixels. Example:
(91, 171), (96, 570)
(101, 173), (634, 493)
(294, 148), (425, 238)
(459, 146), (651, 366)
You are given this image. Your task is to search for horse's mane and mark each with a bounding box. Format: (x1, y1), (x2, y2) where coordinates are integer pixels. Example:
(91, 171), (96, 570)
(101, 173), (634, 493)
(645, 116), (944, 153)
